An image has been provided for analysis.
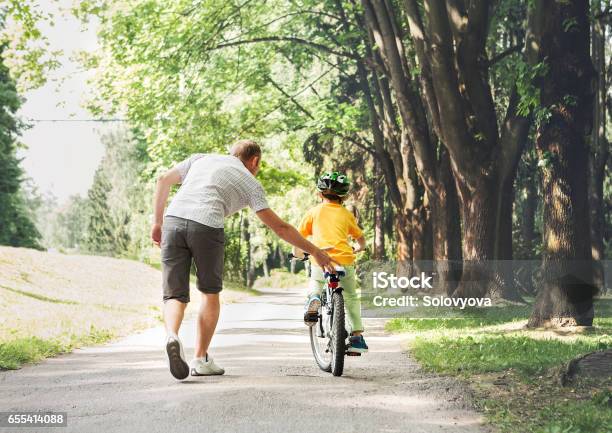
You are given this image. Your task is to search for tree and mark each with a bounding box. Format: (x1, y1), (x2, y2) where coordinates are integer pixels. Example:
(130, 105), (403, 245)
(85, 167), (118, 255)
(50, 195), (90, 251)
(527, 0), (597, 327)
(358, 0), (537, 298)
(588, 0), (610, 292)
(1, 1), (59, 90)
(74, 0), (611, 308)
(83, 128), (151, 257)
(0, 35), (40, 249)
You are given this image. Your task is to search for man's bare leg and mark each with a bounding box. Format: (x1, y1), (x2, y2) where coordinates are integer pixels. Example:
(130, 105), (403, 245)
(164, 299), (187, 335)
(163, 299), (189, 380)
(194, 293), (220, 359)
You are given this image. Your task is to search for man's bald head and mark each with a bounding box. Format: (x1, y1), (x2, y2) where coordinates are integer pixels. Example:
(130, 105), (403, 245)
(230, 139), (262, 176)
(230, 139), (261, 162)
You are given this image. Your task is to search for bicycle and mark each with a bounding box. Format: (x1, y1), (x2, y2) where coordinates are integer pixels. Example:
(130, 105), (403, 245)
(289, 252), (356, 377)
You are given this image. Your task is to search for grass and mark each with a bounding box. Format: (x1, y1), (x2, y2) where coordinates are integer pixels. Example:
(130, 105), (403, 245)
(387, 297), (612, 433)
(0, 327), (114, 370)
(386, 304), (531, 331)
(0, 246), (166, 370)
(0, 245), (265, 371)
(412, 335), (610, 376)
(0, 284), (79, 305)
(482, 390), (612, 433)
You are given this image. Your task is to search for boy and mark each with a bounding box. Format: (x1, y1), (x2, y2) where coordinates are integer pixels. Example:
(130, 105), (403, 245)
(295, 172), (368, 353)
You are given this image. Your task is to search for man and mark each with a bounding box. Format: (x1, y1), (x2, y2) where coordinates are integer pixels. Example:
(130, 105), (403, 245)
(151, 139), (336, 380)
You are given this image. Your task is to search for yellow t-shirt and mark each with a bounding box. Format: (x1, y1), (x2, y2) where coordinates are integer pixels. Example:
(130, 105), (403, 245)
(298, 202), (364, 265)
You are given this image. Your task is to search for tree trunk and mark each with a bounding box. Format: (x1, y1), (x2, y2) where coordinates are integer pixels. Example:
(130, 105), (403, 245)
(263, 256), (270, 278)
(527, 0), (596, 327)
(373, 159), (386, 260)
(589, 153), (607, 293)
(411, 205), (431, 261)
(588, 2), (608, 293)
(452, 175), (499, 298)
(430, 150), (462, 295)
(395, 210), (413, 261)
(518, 170), (538, 295)
(495, 175), (525, 302)
(521, 174), (537, 258)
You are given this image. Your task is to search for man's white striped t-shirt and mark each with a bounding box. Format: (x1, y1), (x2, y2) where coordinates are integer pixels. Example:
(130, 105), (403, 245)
(165, 154), (269, 228)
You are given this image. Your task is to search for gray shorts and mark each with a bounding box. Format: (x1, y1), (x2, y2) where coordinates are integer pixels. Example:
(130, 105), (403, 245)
(161, 216), (225, 303)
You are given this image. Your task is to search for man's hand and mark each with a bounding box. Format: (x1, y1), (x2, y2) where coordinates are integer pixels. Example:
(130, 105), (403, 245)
(311, 249), (337, 274)
(352, 236), (367, 254)
(151, 223), (162, 247)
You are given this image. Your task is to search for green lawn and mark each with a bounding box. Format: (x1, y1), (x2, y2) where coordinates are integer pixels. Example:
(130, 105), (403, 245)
(387, 297), (612, 433)
(0, 327), (113, 370)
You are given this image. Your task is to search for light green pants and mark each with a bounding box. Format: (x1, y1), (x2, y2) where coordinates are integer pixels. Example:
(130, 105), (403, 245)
(308, 265), (364, 333)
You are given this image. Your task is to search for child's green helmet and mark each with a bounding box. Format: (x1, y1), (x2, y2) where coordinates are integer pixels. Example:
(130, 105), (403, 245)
(317, 171), (350, 197)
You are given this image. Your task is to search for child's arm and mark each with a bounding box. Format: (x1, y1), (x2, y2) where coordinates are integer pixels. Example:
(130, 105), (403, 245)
(353, 235), (366, 253)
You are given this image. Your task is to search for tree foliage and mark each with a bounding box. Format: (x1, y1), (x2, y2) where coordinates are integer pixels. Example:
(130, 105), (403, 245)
(0, 36), (40, 249)
(0, 0), (59, 90)
(64, 0), (611, 312)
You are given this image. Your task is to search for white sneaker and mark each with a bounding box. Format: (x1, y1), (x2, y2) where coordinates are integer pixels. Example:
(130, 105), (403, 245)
(190, 356), (225, 376)
(165, 334), (189, 380)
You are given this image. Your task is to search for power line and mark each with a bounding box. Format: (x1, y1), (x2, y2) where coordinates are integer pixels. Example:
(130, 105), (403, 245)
(25, 118), (128, 122)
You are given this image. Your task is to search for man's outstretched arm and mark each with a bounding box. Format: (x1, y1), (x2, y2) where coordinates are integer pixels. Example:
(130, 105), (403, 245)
(256, 208), (337, 274)
(151, 167), (181, 246)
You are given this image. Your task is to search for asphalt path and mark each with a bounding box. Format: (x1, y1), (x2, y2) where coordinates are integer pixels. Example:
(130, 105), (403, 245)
(0, 287), (489, 433)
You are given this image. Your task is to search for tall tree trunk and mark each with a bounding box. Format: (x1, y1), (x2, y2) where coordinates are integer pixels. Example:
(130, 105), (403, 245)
(588, 2), (608, 293)
(411, 206), (429, 260)
(521, 172), (538, 258)
(395, 211), (413, 261)
(518, 166), (538, 295)
(263, 255), (270, 278)
(408, 0), (533, 299)
(373, 160), (386, 260)
(495, 172), (525, 302)
(362, 0), (458, 270)
(527, 0), (596, 327)
(430, 149), (462, 295)
(452, 174), (499, 298)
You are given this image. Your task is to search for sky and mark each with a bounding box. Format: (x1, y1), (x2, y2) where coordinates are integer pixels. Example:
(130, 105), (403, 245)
(17, 0), (108, 204)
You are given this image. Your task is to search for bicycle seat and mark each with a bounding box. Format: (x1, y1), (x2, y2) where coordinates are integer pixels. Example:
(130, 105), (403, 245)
(325, 266), (346, 279)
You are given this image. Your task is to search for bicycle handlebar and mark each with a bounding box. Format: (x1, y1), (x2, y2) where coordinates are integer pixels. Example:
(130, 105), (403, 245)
(288, 252), (310, 262)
